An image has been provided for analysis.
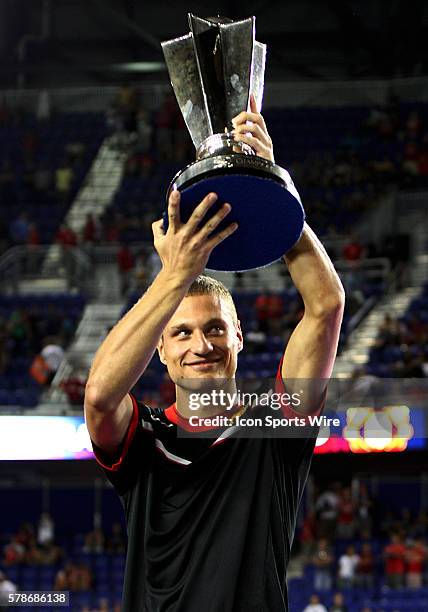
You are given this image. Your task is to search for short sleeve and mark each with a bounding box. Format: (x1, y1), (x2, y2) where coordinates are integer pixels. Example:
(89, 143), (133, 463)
(275, 357), (325, 421)
(91, 394), (155, 495)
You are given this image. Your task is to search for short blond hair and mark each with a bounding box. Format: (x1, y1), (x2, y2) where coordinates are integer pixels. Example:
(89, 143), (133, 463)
(186, 275), (238, 324)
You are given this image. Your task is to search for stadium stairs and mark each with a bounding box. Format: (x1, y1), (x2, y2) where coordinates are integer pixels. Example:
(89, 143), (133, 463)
(333, 190), (428, 379)
(36, 137), (128, 411)
(333, 286), (420, 378)
(43, 135), (127, 275)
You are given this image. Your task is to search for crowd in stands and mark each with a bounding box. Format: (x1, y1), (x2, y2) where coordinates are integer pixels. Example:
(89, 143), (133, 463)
(294, 481), (428, 611)
(0, 294), (85, 406)
(0, 302), (72, 379)
(2, 515), (62, 568)
(0, 100), (104, 259)
(0, 514), (127, 610)
(3, 483), (428, 610)
(367, 282), (428, 378)
(1, 85), (425, 259)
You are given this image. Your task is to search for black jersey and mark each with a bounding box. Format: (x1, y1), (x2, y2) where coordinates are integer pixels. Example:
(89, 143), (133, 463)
(92, 366), (319, 612)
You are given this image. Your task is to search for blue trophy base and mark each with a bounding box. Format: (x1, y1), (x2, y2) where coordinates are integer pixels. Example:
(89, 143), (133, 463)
(164, 156), (305, 272)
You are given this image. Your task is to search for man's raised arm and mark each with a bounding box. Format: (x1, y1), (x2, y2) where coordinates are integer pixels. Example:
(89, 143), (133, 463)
(231, 97), (345, 415)
(84, 190), (237, 455)
(280, 223), (345, 415)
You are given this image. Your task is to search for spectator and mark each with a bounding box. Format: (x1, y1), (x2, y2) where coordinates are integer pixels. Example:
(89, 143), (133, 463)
(56, 224), (77, 249)
(254, 289), (284, 335)
(155, 94), (175, 160)
(330, 592), (348, 612)
(37, 512), (55, 546)
(117, 244), (135, 296)
(137, 108), (152, 152)
(55, 160), (74, 200)
(82, 213), (100, 244)
(356, 483), (373, 537)
(96, 597), (109, 612)
(40, 337), (65, 384)
(106, 522), (126, 555)
(39, 541), (63, 566)
(342, 235), (364, 263)
(315, 485), (339, 538)
(8, 309), (31, 355)
(405, 537), (426, 588)
(61, 371), (87, 406)
(55, 224), (78, 289)
(357, 543), (375, 589)
(9, 213), (30, 245)
(384, 533), (406, 588)
(133, 249), (148, 292)
(29, 351), (51, 386)
(312, 538), (334, 591)
(25, 541), (44, 565)
(303, 594), (328, 612)
(337, 545), (359, 589)
(3, 536), (25, 566)
(0, 571), (17, 605)
(336, 487), (355, 539)
(116, 83), (139, 133)
(54, 562), (92, 592)
(243, 321), (267, 354)
(83, 528), (105, 554)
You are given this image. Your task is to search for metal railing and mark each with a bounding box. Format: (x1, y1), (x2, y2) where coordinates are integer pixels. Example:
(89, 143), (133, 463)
(0, 245), (94, 295)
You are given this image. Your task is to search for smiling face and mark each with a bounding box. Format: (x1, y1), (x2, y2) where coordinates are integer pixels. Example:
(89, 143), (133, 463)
(157, 294), (243, 388)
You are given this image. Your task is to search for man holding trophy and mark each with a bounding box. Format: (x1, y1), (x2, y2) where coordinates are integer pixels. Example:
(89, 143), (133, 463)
(85, 15), (344, 611)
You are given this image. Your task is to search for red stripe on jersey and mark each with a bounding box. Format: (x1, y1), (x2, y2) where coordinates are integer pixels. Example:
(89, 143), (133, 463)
(275, 358), (322, 420)
(92, 393), (139, 472)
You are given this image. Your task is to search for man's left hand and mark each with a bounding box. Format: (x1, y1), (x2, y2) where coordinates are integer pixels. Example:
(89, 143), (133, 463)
(231, 94), (274, 162)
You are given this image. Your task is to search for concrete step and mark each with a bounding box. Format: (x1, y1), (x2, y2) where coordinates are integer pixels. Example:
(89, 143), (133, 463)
(17, 278), (69, 293)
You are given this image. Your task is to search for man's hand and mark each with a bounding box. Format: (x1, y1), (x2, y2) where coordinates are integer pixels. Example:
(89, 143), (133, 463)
(152, 190), (238, 282)
(231, 95), (274, 162)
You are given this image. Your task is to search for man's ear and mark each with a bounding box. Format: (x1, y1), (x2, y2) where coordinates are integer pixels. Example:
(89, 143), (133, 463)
(236, 320), (244, 353)
(157, 336), (167, 365)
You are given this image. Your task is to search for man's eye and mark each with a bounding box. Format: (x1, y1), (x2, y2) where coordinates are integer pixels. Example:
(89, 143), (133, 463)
(208, 326), (223, 334)
(177, 329), (190, 337)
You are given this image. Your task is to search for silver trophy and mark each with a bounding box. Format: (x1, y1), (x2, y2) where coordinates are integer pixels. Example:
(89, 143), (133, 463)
(161, 14), (304, 272)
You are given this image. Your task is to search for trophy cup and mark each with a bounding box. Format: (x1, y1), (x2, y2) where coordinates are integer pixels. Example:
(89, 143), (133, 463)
(161, 14), (304, 272)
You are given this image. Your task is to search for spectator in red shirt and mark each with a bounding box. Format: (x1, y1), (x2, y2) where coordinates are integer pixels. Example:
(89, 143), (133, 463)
(117, 244), (135, 296)
(342, 235), (364, 262)
(55, 224), (77, 249)
(337, 487), (355, 539)
(55, 224), (78, 289)
(26, 222), (41, 274)
(384, 533), (406, 588)
(255, 290), (284, 335)
(357, 543), (375, 589)
(405, 537), (426, 588)
(82, 213), (99, 244)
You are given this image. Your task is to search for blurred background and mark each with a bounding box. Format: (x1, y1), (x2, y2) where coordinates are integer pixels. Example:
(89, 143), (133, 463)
(0, 1), (428, 611)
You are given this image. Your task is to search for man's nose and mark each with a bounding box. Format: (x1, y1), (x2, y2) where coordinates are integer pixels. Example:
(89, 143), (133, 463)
(191, 331), (213, 354)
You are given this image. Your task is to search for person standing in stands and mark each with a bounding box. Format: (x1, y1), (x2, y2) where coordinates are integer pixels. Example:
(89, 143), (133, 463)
(84, 101), (345, 611)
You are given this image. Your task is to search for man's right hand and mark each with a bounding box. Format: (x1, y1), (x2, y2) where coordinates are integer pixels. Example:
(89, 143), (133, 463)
(152, 190), (238, 282)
